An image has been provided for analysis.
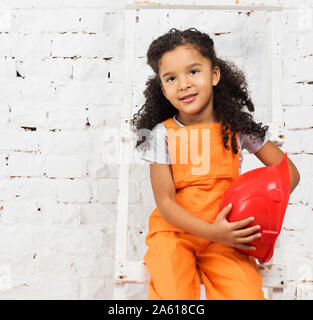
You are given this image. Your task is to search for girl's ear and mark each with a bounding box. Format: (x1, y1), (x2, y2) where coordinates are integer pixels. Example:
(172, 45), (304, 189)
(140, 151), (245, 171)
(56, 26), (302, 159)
(212, 66), (221, 86)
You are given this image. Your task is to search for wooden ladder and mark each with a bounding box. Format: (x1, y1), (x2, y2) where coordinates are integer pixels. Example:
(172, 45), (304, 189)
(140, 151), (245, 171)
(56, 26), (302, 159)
(114, 0), (285, 300)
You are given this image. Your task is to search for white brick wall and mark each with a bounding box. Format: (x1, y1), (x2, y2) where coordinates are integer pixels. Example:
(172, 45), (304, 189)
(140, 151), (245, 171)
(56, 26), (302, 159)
(0, 0), (312, 300)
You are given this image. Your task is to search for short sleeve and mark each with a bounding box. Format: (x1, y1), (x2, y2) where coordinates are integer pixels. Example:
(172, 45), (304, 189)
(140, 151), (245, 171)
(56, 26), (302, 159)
(138, 123), (171, 164)
(239, 129), (272, 154)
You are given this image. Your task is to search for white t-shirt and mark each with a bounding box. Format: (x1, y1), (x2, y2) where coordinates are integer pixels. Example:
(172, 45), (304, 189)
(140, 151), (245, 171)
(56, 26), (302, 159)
(139, 114), (272, 175)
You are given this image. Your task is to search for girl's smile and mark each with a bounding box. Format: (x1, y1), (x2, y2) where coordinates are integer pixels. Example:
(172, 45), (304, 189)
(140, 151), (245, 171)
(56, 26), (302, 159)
(180, 93), (198, 103)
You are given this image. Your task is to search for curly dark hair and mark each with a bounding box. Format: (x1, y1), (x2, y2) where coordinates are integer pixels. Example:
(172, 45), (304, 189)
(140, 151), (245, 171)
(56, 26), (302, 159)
(130, 28), (269, 154)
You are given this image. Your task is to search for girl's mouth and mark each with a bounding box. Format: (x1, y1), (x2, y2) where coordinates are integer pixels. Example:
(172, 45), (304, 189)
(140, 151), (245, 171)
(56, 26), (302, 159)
(181, 93), (198, 103)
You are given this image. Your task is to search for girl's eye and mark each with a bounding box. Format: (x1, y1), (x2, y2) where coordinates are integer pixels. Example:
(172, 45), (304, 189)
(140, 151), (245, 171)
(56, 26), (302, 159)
(166, 76), (175, 82)
(190, 69), (199, 75)
(166, 70), (199, 82)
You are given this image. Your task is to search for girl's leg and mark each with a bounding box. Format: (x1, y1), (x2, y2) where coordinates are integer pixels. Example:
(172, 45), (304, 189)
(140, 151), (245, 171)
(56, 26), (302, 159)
(196, 241), (265, 300)
(144, 231), (201, 300)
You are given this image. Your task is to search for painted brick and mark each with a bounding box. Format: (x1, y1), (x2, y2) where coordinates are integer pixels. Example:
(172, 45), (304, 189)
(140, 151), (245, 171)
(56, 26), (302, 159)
(80, 203), (116, 225)
(92, 179), (118, 203)
(86, 156), (110, 178)
(287, 257), (313, 282)
(13, 9), (80, 33)
(16, 59), (73, 82)
(35, 250), (93, 277)
(285, 8), (313, 33)
(0, 59), (16, 79)
(45, 155), (87, 178)
(18, 79), (58, 104)
(42, 201), (82, 225)
(0, 104), (10, 126)
(284, 129), (313, 154)
(301, 84), (313, 106)
(0, 226), (33, 254)
(10, 103), (46, 128)
(5, 33), (52, 59)
(283, 203), (312, 230)
(56, 81), (123, 106)
(0, 177), (57, 201)
(78, 278), (111, 299)
(40, 130), (93, 155)
(301, 129), (313, 153)
(6, 153), (43, 177)
(56, 179), (92, 203)
(296, 284), (313, 300)
(298, 34), (313, 57)
(0, 130), (39, 152)
(284, 106), (313, 129)
(296, 57), (313, 82)
(45, 106), (87, 130)
(282, 82), (302, 106)
(86, 106), (119, 129)
(51, 33), (123, 58)
(32, 277), (79, 299)
(73, 58), (123, 82)
(284, 130), (303, 153)
(45, 227), (106, 254)
(1, 199), (42, 225)
(91, 128), (120, 161)
(283, 230), (306, 263)
(282, 32), (298, 60)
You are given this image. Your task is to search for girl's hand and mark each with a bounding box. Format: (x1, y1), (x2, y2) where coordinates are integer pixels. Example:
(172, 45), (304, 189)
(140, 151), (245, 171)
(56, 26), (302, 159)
(211, 203), (262, 250)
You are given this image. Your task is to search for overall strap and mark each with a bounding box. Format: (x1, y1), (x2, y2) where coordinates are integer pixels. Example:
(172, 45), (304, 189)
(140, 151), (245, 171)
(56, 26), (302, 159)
(162, 118), (179, 129)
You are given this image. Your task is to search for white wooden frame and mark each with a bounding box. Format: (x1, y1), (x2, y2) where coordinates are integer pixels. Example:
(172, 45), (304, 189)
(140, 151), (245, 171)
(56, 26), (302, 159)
(114, 0), (285, 300)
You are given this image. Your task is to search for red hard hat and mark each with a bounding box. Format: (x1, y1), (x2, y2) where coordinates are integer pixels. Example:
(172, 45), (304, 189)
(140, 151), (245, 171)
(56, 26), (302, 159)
(219, 153), (290, 264)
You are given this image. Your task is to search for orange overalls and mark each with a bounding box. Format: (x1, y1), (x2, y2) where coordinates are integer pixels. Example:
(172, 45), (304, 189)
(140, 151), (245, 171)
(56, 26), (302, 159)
(144, 118), (265, 300)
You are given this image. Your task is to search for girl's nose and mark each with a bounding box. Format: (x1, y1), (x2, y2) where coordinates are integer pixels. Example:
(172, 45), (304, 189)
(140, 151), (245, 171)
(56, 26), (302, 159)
(178, 76), (191, 91)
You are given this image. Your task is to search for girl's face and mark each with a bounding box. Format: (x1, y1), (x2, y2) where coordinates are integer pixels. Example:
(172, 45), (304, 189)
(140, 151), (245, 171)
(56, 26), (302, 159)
(159, 44), (220, 123)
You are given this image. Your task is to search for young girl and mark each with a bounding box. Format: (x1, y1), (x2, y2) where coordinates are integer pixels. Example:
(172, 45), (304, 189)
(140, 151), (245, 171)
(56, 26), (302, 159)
(130, 28), (300, 300)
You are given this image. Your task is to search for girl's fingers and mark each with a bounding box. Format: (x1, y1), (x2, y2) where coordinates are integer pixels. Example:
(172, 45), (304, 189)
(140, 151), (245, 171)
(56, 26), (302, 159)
(236, 233), (262, 244)
(232, 230), (263, 250)
(230, 216), (255, 230)
(233, 225), (261, 237)
(218, 203), (232, 220)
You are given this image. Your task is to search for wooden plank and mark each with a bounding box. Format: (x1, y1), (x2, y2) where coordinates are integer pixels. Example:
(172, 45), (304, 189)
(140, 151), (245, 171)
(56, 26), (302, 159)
(126, 0), (283, 11)
(113, 8), (137, 300)
(266, 10), (284, 146)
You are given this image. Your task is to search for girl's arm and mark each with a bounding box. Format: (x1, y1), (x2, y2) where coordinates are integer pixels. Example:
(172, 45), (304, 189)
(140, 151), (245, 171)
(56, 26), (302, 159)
(149, 162), (213, 240)
(149, 163), (261, 250)
(254, 141), (300, 194)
